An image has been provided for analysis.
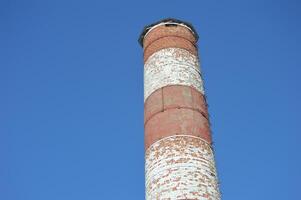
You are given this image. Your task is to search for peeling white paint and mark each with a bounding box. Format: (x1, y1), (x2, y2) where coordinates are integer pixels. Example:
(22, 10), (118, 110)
(145, 135), (220, 200)
(144, 48), (204, 101)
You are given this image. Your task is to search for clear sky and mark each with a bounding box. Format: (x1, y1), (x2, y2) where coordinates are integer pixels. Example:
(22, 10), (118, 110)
(1, 0), (300, 199)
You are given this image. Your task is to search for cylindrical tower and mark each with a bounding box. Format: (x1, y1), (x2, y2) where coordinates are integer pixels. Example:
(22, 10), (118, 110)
(139, 18), (220, 200)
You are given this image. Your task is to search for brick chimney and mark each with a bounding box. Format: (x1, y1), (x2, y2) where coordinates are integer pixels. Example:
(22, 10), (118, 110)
(139, 18), (221, 200)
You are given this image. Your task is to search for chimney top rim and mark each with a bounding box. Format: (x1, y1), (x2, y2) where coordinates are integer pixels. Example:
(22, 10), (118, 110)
(138, 18), (199, 47)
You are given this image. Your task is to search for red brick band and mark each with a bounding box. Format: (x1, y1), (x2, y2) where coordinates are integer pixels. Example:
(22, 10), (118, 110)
(145, 108), (211, 150)
(143, 36), (197, 62)
(144, 85), (208, 124)
(143, 25), (196, 48)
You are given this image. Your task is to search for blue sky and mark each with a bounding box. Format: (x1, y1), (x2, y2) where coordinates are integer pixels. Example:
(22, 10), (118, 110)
(1, 0), (300, 199)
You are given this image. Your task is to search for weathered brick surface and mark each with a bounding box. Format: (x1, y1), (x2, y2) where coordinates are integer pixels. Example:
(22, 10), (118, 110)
(140, 19), (220, 200)
(144, 48), (204, 101)
(163, 85), (208, 118)
(144, 85), (208, 124)
(145, 108), (211, 149)
(146, 136), (220, 200)
(144, 36), (197, 62)
(143, 25), (196, 49)
(144, 88), (163, 123)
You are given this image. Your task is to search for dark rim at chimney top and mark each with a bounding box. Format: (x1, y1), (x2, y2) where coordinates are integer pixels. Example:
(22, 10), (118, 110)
(138, 18), (199, 47)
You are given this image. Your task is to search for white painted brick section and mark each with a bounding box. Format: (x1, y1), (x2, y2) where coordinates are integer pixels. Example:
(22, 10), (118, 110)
(144, 48), (204, 101)
(145, 135), (220, 200)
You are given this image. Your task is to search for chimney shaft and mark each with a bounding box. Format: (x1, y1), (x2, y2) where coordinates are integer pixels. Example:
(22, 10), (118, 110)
(139, 18), (221, 200)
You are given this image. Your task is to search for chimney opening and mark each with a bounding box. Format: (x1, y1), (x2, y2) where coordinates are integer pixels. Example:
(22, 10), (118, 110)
(165, 24), (178, 27)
